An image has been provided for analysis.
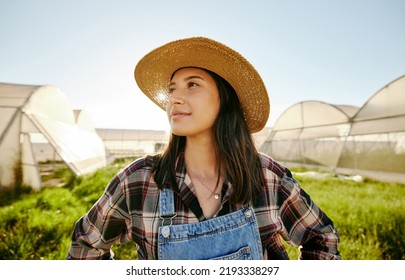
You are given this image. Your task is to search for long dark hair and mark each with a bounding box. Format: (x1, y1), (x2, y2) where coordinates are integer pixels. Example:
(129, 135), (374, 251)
(153, 69), (265, 204)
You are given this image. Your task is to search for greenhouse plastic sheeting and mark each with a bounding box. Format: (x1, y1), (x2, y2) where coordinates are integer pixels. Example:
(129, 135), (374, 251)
(0, 83), (107, 189)
(260, 75), (405, 183)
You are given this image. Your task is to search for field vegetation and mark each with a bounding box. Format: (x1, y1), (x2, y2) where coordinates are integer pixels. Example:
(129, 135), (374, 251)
(0, 159), (404, 260)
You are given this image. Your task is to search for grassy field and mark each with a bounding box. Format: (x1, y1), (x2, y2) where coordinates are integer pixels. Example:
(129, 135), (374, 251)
(286, 172), (405, 260)
(0, 159), (404, 260)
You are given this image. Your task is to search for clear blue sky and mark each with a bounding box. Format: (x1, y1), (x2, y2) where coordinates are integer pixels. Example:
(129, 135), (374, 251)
(1, 0), (404, 131)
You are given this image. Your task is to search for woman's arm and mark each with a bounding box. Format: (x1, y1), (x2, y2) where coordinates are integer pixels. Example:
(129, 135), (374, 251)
(66, 176), (131, 259)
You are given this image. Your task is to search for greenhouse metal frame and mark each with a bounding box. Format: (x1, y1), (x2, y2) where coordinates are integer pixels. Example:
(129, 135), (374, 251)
(260, 75), (405, 183)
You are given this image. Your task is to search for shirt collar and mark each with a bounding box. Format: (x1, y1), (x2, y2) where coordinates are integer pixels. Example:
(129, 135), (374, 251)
(174, 152), (234, 220)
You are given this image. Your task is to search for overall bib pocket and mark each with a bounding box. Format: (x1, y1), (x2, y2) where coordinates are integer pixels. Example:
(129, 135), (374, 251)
(209, 245), (252, 260)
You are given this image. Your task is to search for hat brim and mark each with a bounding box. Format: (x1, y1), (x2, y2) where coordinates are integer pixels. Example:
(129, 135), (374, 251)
(134, 37), (270, 133)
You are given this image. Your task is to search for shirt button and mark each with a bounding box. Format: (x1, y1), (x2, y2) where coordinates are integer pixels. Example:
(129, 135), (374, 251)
(161, 226), (170, 238)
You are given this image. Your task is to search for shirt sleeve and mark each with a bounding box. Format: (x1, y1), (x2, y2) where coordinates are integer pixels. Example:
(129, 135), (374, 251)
(278, 171), (341, 260)
(66, 176), (131, 260)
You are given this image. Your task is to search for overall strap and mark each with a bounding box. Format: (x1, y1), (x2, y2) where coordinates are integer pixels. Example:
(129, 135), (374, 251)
(159, 188), (176, 226)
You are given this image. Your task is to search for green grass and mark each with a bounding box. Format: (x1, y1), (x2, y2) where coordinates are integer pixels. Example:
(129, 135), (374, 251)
(0, 161), (404, 260)
(286, 172), (405, 260)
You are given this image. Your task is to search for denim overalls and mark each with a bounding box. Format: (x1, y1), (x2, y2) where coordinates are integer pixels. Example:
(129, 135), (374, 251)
(157, 187), (263, 260)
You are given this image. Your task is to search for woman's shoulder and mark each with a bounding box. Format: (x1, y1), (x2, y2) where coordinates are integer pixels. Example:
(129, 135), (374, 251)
(258, 152), (292, 179)
(116, 154), (160, 180)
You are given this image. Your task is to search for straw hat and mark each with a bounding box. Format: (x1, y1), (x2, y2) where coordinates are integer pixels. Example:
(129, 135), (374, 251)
(134, 37), (270, 133)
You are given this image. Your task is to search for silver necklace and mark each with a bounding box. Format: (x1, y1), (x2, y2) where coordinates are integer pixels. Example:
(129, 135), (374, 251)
(186, 164), (221, 200)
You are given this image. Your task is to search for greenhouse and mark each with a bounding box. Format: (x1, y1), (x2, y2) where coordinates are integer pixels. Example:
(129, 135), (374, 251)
(0, 83), (107, 190)
(260, 75), (405, 183)
(96, 128), (168, 158)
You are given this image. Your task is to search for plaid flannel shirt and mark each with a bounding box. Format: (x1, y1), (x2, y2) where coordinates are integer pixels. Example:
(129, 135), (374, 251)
(67, 152), (341, 260)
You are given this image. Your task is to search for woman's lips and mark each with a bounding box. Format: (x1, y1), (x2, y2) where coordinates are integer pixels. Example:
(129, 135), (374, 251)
(171, 110), (191, 119)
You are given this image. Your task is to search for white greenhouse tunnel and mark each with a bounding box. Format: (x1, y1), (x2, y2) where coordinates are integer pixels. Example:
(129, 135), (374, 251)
(0, 83), (107, 190)
(260, 75), (405, 183)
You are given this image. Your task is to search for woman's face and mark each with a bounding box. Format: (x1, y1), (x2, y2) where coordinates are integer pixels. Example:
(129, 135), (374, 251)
(166, 67), (220, 138)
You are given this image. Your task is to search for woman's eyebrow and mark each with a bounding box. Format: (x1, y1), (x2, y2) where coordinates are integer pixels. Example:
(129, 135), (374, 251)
(184, 75), (205, 81)
(168, 75), (205, 87)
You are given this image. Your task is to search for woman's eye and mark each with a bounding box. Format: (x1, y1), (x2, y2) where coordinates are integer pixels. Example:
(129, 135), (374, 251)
(167, 88), (174, 94)
(188, 82), (198, 88)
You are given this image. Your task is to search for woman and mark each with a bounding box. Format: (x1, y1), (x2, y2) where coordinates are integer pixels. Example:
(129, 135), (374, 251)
(67, 37), (341, 260)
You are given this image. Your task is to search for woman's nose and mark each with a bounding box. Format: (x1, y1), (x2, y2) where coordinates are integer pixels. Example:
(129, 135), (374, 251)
(168, 90), (185, 105)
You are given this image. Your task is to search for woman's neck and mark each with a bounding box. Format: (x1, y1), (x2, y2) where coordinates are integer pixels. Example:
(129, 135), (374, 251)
(184, 136), (224, 218)
(184, 137), (218, 177)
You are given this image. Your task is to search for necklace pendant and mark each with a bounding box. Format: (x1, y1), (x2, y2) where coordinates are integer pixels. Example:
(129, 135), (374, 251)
(214, 194), (220, 200)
